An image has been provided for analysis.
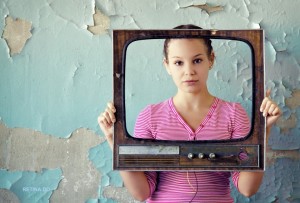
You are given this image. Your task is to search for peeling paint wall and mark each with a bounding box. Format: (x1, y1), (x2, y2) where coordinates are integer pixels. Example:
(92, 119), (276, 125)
(0, 0), (300, 202)
(2, 16), (32, 56)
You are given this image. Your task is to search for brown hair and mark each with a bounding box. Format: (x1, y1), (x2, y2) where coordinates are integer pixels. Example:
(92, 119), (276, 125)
(163, 24), (213, 62)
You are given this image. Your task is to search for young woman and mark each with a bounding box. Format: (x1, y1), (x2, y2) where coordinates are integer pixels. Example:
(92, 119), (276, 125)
(98, 25), (281, 202)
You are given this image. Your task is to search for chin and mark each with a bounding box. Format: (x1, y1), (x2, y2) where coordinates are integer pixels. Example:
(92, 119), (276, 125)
(185, 89), (202, 94)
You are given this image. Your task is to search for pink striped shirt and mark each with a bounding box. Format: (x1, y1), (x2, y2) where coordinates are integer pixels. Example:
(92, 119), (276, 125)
(134, 97), (250, 202)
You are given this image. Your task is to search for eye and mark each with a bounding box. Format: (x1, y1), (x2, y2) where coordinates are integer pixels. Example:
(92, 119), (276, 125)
(193, 58), (203, 64)
(174, 60), (183, 66)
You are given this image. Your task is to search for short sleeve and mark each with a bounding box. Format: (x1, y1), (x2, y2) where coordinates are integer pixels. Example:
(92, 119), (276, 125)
(144, 171), (158, 197)
(134, 105), (155, 139)
(231, 104), (250, 191)
(231, 171), (240, 190)
(231, 103), (251, 139)
(134, 106), (157, 197)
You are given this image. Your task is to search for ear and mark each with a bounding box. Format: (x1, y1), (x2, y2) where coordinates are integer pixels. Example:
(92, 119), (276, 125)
(163, 58), (172, 75)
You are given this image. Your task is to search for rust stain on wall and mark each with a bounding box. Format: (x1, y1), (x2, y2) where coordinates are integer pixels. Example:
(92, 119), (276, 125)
(2, 16), (32, 56)
(87, 8), (110, 35)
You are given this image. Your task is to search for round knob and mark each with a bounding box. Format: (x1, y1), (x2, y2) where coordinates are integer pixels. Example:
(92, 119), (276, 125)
(209, 153), (216, 159)
(188, 153), (194, 159)
(198, 153), (205, 159)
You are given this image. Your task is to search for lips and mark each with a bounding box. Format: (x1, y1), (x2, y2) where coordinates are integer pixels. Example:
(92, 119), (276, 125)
(184, 80), (198, 85)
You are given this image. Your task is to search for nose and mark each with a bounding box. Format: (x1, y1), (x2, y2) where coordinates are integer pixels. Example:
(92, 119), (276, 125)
(184, 63), (196, 75)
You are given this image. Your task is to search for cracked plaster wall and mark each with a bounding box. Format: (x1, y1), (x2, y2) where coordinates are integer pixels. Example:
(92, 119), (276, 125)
(0, 0), (300, 202)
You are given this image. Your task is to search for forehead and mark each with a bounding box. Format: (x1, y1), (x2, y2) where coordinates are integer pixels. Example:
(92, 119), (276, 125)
(167, 38), (207, 54)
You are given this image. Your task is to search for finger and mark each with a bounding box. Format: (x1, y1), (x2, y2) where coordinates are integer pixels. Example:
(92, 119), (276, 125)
(267, 103), (276, 115)
(266, 109), (281, 127)
(266, 89), (271, 98)
(107, 102), (116, 113)
(105, 107), (116, 123)
(98, 113), (109, 125)
(270, 106), (281, 116)
(97, 113), (104, 124)
(103, 112), (115, 127)
(98, 114), (110, 129)
(260, 90), (272, 112)
(263, 100), (272, 117)
(102, 111), (114, 125)
(260, 97), (269, 112)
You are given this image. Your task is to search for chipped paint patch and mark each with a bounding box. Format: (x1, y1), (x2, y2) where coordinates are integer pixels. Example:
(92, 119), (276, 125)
(276, 89), (300, 134)
(285, 89), (300, 110)
(181, 3), (224, 14)
(231, 158), (300, 202)
(88, 8), (110, 35)
(276, 114), (297, 134)
(0, 168), (62, 203)
(0, 123), (104, 202)
(88, 141), (123, 200)
(2, 16), (32, 56)
(0, 189), (20, 203)
(102, 186), (140, 203)
(266, 148), (300, 165)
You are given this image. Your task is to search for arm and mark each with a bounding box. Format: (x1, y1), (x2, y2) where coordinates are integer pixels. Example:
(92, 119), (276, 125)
(98, 102), (151, 201)
(238, 90), (281, 197)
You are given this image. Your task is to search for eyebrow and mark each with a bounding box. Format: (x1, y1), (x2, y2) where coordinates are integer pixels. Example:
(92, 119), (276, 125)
(171, 54), (204, 59)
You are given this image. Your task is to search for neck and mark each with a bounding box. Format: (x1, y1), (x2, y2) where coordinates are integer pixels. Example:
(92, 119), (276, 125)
(173, 89), (214, 110)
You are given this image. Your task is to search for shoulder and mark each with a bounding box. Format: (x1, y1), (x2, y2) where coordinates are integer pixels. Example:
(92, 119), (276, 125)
(140, 99), (170, 115)
(217, 98), (250, 125)
(216, 98), (246, 115)
(134, 99), (171, 139)
(214, 98), (249, 126)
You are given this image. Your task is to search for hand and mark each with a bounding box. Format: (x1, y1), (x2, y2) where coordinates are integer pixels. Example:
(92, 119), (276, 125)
(260, 90), (281, 128)
(98, 102), (116, 140)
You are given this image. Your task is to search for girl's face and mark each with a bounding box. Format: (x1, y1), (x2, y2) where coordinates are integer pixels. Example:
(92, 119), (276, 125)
(164, 39), (214, 94)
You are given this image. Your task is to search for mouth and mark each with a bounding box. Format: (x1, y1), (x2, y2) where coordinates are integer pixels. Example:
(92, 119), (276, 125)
(184, 80), (198, 85)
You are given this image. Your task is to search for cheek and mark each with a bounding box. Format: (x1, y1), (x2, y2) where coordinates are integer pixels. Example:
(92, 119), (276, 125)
(170, 72), (182, 83)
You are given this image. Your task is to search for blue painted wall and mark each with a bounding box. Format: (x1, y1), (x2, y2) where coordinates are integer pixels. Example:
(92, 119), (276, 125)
(0, 0), (299, 202)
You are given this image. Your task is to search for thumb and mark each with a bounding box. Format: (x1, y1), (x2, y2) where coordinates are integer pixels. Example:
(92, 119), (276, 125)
(266, 89), (271, 98)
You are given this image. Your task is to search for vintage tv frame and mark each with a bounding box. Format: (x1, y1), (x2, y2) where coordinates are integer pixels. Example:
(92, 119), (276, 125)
(113, 29), (265, 171)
